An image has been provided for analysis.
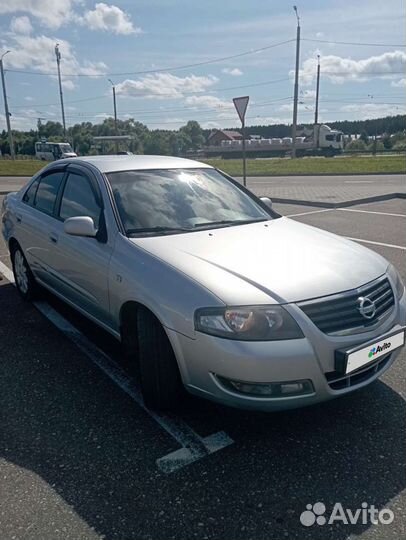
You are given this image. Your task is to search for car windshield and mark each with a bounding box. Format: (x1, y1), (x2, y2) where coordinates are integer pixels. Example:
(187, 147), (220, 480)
(59, 144), (73, 153)
(106, 168), (271, 235)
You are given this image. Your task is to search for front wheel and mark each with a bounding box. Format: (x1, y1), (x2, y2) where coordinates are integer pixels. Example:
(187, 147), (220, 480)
(137, 308), (184, 410)
(11, 245), (40, 301)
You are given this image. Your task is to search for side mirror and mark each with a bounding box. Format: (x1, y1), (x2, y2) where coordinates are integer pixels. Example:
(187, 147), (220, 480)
(64, 216), (97, 238)
(260, 197), (273, 211)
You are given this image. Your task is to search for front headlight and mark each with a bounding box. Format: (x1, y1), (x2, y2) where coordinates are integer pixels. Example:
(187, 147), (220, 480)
(388, 264), (405, 300)
(195, 305), (304, 341)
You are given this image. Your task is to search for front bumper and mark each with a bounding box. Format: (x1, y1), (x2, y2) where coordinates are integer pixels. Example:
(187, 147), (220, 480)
(167, 290), (406, 411)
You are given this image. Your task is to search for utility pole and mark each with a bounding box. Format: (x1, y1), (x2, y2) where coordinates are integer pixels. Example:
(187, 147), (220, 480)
(108, 79), (119, 153)
(55, 44), (66, 138)
(37, 117), (46, 139)
(291, 5), (301, 159)
(314, 54), (320, 125)
(0, 50), (15, 159)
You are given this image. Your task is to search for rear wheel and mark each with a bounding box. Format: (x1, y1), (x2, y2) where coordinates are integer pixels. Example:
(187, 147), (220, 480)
(136, 308), (184, 410)
(11, 244), (40, 301)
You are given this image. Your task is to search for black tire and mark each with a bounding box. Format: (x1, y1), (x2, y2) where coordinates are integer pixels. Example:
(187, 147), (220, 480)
(11, 244), (40, 301)
(137, 307), (184, 410)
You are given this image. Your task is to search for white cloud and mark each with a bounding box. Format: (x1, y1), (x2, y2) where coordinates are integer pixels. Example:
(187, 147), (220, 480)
(339, 102), (406, 119)
(24, 96), (34, 101)
(80, 3), (140, 35)
(184, 95), (233, 110)
(2, 33), (107, 78)
(116, 74), (218, 99)
(222, 67), (243, 76)
(62, 79), (76, 91)
(10, 15), (32, 34)
(300, 89), (317, 99)
(0, 1), (139, 34)
(391, 78), (406, 88)
(296, 50), (406, 85)
(0, 0), (79, 29)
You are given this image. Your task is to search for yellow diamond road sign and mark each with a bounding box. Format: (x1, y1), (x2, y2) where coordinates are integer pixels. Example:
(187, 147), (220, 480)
(233, 96), (249, 123)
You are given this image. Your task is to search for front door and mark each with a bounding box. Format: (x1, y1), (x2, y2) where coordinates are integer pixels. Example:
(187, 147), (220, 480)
(48, 167), (114, 326)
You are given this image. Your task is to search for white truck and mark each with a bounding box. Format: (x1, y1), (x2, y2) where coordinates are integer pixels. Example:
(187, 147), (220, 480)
(205, 124), (344, 158)
(35, 141), (77, 161)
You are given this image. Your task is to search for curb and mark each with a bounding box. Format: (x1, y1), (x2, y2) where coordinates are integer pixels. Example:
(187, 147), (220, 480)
(269, 192), (406, 209)
(0, 175), (37, 178)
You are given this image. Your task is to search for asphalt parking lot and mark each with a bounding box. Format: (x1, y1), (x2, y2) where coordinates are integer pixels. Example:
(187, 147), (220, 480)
(0, 187), (405, 540)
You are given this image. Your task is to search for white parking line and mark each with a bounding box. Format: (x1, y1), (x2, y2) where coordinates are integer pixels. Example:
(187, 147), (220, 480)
(286, 209), (334, 217)
(0, 260), (234, 474)
(339, 208), (406, 218)
(346, 237), (406, 251)
(0, 260), (14, 282)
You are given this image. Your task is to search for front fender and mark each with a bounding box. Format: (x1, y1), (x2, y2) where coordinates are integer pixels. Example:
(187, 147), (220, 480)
(109, 233), (225, 338)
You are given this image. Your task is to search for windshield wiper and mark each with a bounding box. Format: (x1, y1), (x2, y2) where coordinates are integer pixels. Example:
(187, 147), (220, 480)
(193, 218), (268, 229)
(126, 226), (191, 236)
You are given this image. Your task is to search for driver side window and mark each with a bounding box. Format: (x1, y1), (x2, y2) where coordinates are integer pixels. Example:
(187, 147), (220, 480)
(59, 172), (101, 228)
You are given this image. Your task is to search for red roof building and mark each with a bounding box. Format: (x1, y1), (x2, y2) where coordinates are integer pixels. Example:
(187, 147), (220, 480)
(207, 129), (243, 146)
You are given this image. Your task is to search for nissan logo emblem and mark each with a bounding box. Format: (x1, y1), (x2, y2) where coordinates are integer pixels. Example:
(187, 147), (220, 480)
(357, 296), (376, 320)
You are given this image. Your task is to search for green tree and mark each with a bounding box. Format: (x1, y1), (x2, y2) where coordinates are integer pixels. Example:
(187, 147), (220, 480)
(345, 139), (367, 152)
(179, 121), (204, 150)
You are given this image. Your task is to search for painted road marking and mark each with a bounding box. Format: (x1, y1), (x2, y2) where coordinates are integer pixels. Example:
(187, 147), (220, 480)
(339, 208), (406, 218)
(0, 260), (234, 474)
(346, 237), (406, 251)
(0, 260), (14, 282)
(286, 209), (334, 218)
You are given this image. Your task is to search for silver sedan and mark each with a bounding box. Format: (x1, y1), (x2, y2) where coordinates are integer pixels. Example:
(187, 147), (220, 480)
(2, 155), (405, 410)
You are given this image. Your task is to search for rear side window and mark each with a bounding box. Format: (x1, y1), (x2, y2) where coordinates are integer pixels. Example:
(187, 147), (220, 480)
(23, 179), (39, 206)
(34, 171), (65, 215)
(59, 172), (101, 228)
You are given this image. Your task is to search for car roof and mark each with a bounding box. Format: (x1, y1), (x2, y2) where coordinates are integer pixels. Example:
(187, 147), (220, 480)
(58, 155), (213, 173)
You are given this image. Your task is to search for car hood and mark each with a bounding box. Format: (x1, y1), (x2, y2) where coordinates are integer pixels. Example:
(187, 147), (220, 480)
(130, 217), (388, 304)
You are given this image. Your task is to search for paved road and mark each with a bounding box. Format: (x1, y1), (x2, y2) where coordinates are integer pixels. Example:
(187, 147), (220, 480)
(0, 195), (405, 540)
(239, 174), (406, 205)
(1, 174), (405, 205)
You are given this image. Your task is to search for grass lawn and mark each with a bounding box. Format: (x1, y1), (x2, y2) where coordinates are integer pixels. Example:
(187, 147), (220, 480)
(0, 155), (405, 177)
(204, 155), (406, 176)
(0, 160), (45, 176)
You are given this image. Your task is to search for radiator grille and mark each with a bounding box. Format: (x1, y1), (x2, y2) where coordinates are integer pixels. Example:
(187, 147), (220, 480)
(298, 277), (394, 335)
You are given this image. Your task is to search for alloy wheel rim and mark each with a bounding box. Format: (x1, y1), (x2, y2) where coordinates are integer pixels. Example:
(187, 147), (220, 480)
(14, 251), (29, 294)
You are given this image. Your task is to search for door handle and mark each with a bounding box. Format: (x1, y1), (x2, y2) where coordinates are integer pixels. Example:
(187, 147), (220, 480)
(16, 213), (22, 223)
(49, 232), (58, 244)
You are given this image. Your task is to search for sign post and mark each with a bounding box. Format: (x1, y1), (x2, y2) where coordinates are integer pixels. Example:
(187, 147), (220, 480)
(233, 96), (249, 186)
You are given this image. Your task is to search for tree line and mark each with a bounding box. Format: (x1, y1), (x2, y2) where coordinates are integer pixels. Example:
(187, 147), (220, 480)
(233, 115), (406, 140)
(0, 115), (405, 157)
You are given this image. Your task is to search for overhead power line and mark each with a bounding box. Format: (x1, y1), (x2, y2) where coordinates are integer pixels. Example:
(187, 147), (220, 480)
(5, 39), (296, 78)
(302, 38), (406, 48)
(9, 77), (291, 109)
(11, 96), (293, 120)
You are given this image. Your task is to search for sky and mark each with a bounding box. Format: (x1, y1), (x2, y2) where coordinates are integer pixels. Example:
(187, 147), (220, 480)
(0, 0), (405, 132)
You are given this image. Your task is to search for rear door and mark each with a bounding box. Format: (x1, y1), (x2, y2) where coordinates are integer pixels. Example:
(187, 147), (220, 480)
(18, 168), (66, 288)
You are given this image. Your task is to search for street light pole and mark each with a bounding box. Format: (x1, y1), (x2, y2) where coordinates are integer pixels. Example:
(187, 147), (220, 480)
(55, 44), (66, 138)
(0, 50), (15, 159)
(108, 79), (119, 153)
(291, 5), (301, 159)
